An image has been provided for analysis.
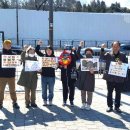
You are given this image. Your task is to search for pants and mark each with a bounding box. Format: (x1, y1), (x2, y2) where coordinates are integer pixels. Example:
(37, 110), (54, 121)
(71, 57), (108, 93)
(41, 76), (55, 101)
(25, 87), (36, 105)
(0, 77), (17, 105)
(81, 90), (93, 105)
(107, 81), (123, 108)
(62, 78), (75, 102)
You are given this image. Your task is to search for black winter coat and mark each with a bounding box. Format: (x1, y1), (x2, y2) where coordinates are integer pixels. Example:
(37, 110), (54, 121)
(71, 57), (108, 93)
(0, 49), (16, 78)
(35, 45), (55, 77)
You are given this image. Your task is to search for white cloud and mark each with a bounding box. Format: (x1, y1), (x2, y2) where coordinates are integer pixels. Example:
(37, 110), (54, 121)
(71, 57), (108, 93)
(80, 0), (130, 9)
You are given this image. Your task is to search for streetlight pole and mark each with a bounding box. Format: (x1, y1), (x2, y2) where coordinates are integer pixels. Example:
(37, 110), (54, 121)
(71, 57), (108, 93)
(16, 0), (19, 45)
(49, 0), (53, 47)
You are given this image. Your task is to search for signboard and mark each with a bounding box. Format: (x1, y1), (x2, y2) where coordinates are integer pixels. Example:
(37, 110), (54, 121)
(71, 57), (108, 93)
(42, 57), (58, 68)
(2, 55), (21, 68)
(25, 60), (41, 71)
(108, 61), (128, 78)
(81, 58), (99, 71)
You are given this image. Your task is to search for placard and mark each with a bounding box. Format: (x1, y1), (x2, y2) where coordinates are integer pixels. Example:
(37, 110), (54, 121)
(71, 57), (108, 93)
(2, 55), (21, 68)
(81, 58), (99, 71)
(25, 60), (41, 71)
(42, 57), (58, 68)
(108, 61), (128, 77)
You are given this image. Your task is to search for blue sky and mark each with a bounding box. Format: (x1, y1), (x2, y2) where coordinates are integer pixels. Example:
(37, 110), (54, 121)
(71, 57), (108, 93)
(80, 0), (130, 9)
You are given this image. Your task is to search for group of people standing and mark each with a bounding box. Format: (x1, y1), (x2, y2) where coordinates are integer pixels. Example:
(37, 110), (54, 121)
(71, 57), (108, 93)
(0, 40), (128, 113)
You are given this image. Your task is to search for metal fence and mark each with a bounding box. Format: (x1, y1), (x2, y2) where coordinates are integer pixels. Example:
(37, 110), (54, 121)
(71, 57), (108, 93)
(8, 38), (130, 49)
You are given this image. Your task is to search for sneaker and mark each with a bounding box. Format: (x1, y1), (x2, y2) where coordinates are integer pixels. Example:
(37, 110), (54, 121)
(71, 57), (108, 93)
(31, 103), (38, 108)
(13, 103), (20, 109)
(26, 104), (31, 108)
(81, 103), (86, 109)
(106, 107), (113, 112)
(43, 101), (47, 106)
(114, 108), (122, 113)
(70, 101), (74, 107)
(85, 104), (91, 110)
(49, 101), (52, 106)
(0, 105), (3, 109)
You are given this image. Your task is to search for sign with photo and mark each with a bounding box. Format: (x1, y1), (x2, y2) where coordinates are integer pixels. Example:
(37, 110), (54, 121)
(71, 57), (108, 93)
(2, 55), (21, 68)
(42, 57), (58, 68)
(127, 56), (130, 69)
(81, 58), (99, 71)
(108, 61), (128, 78)
(25, 60), (41, 71)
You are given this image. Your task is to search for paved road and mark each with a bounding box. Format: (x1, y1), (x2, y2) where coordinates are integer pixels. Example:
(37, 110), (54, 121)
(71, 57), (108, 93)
(1, 74), (130, 130)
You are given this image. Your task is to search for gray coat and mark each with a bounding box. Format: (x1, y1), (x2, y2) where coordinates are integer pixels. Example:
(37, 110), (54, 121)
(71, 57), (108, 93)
(75, 46), (95, 92)
(76, 69), (95, 92)
(17, 52), (38, 88)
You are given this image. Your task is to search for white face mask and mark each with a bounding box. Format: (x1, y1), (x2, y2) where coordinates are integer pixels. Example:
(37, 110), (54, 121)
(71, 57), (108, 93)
(28, 54), (35, 57)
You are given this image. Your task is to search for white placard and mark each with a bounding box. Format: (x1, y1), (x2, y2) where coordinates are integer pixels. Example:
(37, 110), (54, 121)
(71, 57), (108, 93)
(2, 55), (21, 68)
(25, 60), (41, 71)
(42, 57), (58, 68)
(81, 58), (99, 71)
(108, 61), (128, 78)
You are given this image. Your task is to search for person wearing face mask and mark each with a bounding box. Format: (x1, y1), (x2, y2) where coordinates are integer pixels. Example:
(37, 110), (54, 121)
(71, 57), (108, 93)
(76, 41), (95, 110)
(59, 45), (77, 107)
(17, 45), (38, 108)
(35, 40), (55, 106)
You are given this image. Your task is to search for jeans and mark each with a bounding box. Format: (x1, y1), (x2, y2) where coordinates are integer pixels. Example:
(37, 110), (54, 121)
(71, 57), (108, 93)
(41, 76), (55, 101)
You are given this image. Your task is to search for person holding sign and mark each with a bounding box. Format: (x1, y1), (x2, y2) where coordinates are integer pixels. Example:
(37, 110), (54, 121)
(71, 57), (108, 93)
(35, 40), (55, 106)
(0, 40), (20, 109)
(76, 41), (95, 110)
(59, 45), (77, 106)
(17, 46), (38, 108)
(100, 41), (128, 113)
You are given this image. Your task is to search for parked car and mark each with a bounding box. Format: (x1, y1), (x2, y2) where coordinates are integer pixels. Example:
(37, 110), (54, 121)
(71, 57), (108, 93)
(11, 45), (22, 55)
(80, 47), (111, 58)
(120, 44), (130, 55)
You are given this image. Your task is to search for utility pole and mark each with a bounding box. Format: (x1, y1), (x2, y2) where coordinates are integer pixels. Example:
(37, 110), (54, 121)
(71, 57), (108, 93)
(16, 0), (19, 45)
(49, 0), (53, 47)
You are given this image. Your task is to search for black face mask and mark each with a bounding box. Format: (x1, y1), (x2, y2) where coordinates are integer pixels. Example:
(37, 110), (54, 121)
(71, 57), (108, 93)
(86, 54), (92, 58)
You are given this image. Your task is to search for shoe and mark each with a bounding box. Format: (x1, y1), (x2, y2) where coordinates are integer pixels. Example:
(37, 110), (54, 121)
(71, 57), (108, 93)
(49, 101), (52, 106)
(106, 107), (113, 112)
(13, 103), (20, 109)
(26, 104), (31, 108)
(85, 104), (91, 110)
(31, 103), (37, 108)
(0, 105), (3, 109)
(81, 103), (86, 109)
(43, 101), (47, 106)
(70, 101), (74, 107)
(115, 108), (122, 113)
(62, 101), (66, 106)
